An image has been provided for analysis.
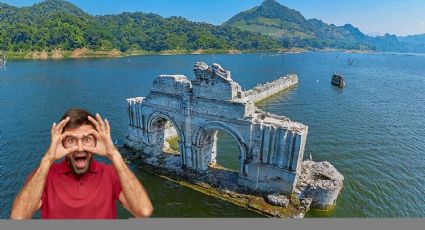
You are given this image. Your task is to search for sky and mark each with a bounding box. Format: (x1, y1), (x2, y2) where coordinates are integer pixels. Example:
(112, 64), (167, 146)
(2, 0), (425, 36)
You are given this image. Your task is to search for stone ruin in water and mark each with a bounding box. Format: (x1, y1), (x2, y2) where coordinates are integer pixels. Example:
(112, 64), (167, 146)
(125, 62), (344, 211)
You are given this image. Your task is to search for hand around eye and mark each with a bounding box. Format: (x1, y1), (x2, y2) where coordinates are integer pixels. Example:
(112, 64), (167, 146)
(45, 117), (78, 162)
(83, 113), (119, 160)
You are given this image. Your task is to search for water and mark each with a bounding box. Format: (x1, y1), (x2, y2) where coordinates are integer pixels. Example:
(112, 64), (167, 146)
(1, 52), (424, 218)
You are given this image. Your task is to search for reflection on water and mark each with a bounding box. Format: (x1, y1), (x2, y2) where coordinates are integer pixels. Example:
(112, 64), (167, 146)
(215, 131), (240, 171)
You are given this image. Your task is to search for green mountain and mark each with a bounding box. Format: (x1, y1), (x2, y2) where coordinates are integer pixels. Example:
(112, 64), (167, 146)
(223, 0), (373, 50)
(223, 0), (425, 52)
(223, 0), (313, 40)
(396, 34), (425, 52)
(399, 34), (425, 45)
(0, 0), (281, 52)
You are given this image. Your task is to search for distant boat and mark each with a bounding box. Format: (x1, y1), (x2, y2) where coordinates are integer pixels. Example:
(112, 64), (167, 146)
(331, 73), (346, 87)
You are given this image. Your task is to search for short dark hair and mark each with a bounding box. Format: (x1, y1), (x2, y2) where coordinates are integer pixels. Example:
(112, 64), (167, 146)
(61, 108), (95, 132)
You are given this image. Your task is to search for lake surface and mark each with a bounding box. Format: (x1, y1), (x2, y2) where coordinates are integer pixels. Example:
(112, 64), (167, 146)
(1, 52), (424, 218)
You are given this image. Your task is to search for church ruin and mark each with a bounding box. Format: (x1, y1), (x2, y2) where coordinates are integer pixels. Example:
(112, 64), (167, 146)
(125, 62), (343, 212)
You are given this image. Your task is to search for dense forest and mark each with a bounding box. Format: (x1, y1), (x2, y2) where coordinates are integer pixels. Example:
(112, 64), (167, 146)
(1, 0), (424, 55)
(0, 0), (281, 53)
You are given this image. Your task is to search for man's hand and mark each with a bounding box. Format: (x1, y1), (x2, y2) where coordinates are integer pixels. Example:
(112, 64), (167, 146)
(11, 112), (153, 219)
(11, 117), (76, 219)
(45, 117), (78, 162)
(85, 113), (153, 217)
(83, 113), (118, 160)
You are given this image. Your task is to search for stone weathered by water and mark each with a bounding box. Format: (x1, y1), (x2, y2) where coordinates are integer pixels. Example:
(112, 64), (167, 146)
(124, 62), (343, 215)
(296, 160), (344, 209)
(266, 195), (289, 207)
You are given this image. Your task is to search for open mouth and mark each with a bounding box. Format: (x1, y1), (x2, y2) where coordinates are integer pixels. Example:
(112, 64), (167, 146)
(73, 154), (88, 169)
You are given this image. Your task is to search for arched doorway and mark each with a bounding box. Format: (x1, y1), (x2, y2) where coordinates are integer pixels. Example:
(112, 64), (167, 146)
(215, 131), (241, 171)
(147, 113), (183, 158)
(195, 123), (247, 176)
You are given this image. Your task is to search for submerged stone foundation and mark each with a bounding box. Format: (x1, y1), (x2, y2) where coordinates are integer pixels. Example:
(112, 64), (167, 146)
(124, 62), (343, 217)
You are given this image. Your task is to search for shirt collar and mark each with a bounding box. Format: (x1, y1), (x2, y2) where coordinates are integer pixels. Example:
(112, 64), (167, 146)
(56, 158), (100, 174)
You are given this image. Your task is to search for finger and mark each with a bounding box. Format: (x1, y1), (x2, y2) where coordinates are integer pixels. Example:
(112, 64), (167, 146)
(96, 113), (106, 133)
(104, 118), (110, 134)
(82, 145), (97, 153)
(51, 122), (56, 136)
(65, 146), (78, 155)
(55, 117), (69, 132)
(88, 116), (101, 132)
(84, 129), (100, 138)
(61, 131), (79, 140)
(56, 117), (70, 134)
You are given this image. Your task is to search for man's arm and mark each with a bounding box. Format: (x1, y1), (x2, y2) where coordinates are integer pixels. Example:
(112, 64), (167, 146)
(85, 114), (153, 218)
(111, 151), (153, 218)
(11, 118), (76, 219)
(10, 156), (52, 219)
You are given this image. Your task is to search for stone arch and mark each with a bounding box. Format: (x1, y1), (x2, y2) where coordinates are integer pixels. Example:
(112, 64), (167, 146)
(146, 112), (184, 155)
(146, 112), (184, 137)
(194, 122), (248, 176)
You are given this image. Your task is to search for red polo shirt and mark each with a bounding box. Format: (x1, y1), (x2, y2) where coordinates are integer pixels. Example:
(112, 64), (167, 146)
(33, 159), (122, 219)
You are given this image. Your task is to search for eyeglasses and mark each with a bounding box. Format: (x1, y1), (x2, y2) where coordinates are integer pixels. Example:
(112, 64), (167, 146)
(62, 135), (96, 149)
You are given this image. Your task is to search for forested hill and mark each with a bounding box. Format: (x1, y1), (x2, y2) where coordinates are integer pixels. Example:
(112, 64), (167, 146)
(223, 0), (374, 50)
(1, 0), (424, 54)
(224, 0), (424, 53)
(0, 0), (281, 52)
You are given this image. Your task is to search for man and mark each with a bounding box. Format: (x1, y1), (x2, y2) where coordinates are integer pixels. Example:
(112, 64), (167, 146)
(11, 108), (153, 219)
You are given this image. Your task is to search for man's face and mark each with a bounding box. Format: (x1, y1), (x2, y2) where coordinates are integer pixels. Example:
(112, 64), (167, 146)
(63, 124), (96, 175)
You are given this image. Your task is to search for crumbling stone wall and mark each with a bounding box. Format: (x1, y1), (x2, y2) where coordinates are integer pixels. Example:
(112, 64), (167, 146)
(192, 62), (243, 101)
(125, 62), (309, 194)
(243, 74), (298, 103)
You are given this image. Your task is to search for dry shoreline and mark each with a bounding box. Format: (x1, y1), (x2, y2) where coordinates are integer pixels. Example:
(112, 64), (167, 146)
(5, 47), (374, 60)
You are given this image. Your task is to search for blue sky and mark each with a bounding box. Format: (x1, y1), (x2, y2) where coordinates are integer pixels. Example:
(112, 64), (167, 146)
(2, 0), (425, 36)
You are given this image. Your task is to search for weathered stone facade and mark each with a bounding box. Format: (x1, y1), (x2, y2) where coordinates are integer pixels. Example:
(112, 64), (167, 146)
(125, 62), (312, 194)
(243, 74), (298, 103)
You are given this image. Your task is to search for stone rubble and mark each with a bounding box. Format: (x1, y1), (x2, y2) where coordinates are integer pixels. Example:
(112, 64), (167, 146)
(266, 195), (289, 208)
(296, 160), (344, 209)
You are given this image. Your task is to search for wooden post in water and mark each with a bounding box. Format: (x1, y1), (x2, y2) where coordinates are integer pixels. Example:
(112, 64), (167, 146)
(0, 51), (6, 69)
